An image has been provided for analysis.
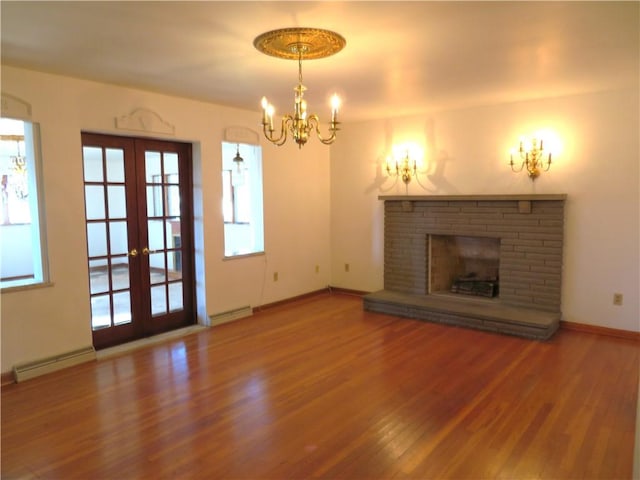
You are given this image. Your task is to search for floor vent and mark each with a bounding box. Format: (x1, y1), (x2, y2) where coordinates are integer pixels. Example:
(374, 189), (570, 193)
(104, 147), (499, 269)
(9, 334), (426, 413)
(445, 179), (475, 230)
(13, 346), (96, 383)
(209, 305), (253, 326)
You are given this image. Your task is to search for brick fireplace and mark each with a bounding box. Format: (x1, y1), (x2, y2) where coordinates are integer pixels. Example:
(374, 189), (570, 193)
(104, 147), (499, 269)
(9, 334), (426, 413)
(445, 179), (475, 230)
(364, 195), (567, 339)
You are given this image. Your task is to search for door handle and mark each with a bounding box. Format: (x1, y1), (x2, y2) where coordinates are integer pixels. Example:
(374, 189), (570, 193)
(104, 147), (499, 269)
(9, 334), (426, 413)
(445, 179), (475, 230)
(128, 248), (139, 257)
(142, 247), (157, 255)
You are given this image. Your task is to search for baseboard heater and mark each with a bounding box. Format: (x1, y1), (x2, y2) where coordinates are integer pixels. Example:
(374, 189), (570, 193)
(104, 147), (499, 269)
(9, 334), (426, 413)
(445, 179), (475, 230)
(13, 346), (96, 383)
(209, 305), (253, 326)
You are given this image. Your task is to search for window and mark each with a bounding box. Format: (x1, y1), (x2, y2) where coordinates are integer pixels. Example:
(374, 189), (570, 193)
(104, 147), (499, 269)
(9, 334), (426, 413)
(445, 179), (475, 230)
(221, 142), (264, 257)
(0, 118), (48, 288)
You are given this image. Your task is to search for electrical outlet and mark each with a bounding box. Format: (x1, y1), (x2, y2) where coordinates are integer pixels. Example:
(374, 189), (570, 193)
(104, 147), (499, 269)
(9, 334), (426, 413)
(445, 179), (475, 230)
(315, 265), (320, 273)
(273, 272), (278, 282)
(613, 293), (623, 306)
(345, 263), (350, 273)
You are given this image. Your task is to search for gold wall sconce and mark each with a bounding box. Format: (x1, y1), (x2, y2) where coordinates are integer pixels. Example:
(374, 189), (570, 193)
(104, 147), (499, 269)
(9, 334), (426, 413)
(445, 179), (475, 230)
(386, 150), (418, 184)
(509, 137), (552, 180)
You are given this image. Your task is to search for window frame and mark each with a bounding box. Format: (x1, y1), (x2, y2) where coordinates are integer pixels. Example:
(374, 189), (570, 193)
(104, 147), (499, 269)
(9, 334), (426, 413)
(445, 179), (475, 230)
(0, 118), (50, 291)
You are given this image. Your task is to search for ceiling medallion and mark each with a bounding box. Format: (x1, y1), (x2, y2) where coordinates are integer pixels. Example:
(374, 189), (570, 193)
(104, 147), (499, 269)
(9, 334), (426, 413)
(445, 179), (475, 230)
(254, 27), (346, 148)
(253, 27), (346, 61)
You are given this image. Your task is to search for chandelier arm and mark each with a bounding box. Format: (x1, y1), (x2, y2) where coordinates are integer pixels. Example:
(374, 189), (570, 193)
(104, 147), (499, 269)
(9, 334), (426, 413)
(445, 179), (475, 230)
(263, 116), (294, 146)
(316, 126), (339, 145)
(262, 123), (285, 145)
(307, 114), (339, 145)
(274, 133), (288, 147)
(276, 117), (292, 146)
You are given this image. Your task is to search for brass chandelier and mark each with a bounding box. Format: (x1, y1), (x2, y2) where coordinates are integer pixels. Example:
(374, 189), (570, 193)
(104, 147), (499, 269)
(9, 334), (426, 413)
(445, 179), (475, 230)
(254, 28), (346, 148)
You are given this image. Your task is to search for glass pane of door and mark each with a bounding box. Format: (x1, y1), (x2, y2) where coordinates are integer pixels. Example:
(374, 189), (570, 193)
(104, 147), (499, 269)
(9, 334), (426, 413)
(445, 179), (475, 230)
(144, 150), (184, 318)
(82, 145), (133, 330)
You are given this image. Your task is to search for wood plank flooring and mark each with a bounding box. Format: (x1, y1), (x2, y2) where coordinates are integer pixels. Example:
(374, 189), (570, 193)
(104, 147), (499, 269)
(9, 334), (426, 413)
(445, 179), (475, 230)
(2, 293), (638, 479)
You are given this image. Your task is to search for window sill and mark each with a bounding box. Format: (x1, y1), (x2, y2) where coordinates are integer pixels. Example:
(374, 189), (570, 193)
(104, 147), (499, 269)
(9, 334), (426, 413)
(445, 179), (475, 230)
(0, 281), (55, 294)
(223, 251), (265, 261)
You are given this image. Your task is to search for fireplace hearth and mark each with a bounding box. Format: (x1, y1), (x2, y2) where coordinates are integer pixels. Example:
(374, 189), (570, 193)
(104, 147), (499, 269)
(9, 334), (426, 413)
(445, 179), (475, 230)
(364, 195), (566, 340)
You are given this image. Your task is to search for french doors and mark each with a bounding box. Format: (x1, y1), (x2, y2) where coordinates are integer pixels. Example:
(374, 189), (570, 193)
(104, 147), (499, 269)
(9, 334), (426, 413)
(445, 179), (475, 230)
(81, 133), (194, 349)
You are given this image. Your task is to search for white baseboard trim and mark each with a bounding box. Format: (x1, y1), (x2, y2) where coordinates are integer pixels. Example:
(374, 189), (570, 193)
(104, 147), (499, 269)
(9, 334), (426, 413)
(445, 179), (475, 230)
(13, 346), (96, 383)
(209, 305), (253, 326)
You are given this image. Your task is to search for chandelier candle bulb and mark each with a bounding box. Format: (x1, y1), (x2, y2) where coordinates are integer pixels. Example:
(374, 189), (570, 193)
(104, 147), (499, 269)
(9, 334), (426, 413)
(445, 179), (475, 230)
(261, 97), (269, 125)
(267, 105), (274, 131)
(331, 94), (340, 123)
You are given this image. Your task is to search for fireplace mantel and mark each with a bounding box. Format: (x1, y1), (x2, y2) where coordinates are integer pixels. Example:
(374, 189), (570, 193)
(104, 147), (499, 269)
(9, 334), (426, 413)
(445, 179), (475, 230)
(379, 194), (567, 201)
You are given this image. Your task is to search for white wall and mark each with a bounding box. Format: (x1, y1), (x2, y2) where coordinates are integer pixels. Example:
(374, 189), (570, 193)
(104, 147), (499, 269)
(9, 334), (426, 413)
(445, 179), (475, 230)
(0, 66), (331, 372)
(330, 87), (639, 333)
(1, 65), (637, 374)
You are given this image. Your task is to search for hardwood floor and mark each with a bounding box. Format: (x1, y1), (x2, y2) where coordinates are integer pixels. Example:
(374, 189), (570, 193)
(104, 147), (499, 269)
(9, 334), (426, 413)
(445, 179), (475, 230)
(2, 293), (638, 479)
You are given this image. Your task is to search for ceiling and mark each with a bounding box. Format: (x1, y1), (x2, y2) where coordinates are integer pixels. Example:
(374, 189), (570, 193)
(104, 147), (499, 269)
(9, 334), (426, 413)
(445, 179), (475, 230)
(1, 1), (638, 122)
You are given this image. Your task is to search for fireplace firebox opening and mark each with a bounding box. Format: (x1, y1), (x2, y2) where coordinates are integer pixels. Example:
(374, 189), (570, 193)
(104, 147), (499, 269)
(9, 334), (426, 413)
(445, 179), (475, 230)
(429, 235), (500, 298)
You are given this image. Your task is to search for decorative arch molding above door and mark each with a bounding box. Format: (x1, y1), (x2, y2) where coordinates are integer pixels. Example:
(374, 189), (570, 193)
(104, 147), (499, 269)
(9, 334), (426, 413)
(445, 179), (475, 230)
(115, 108), (176, 136)
(1, 93), (33, 120)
